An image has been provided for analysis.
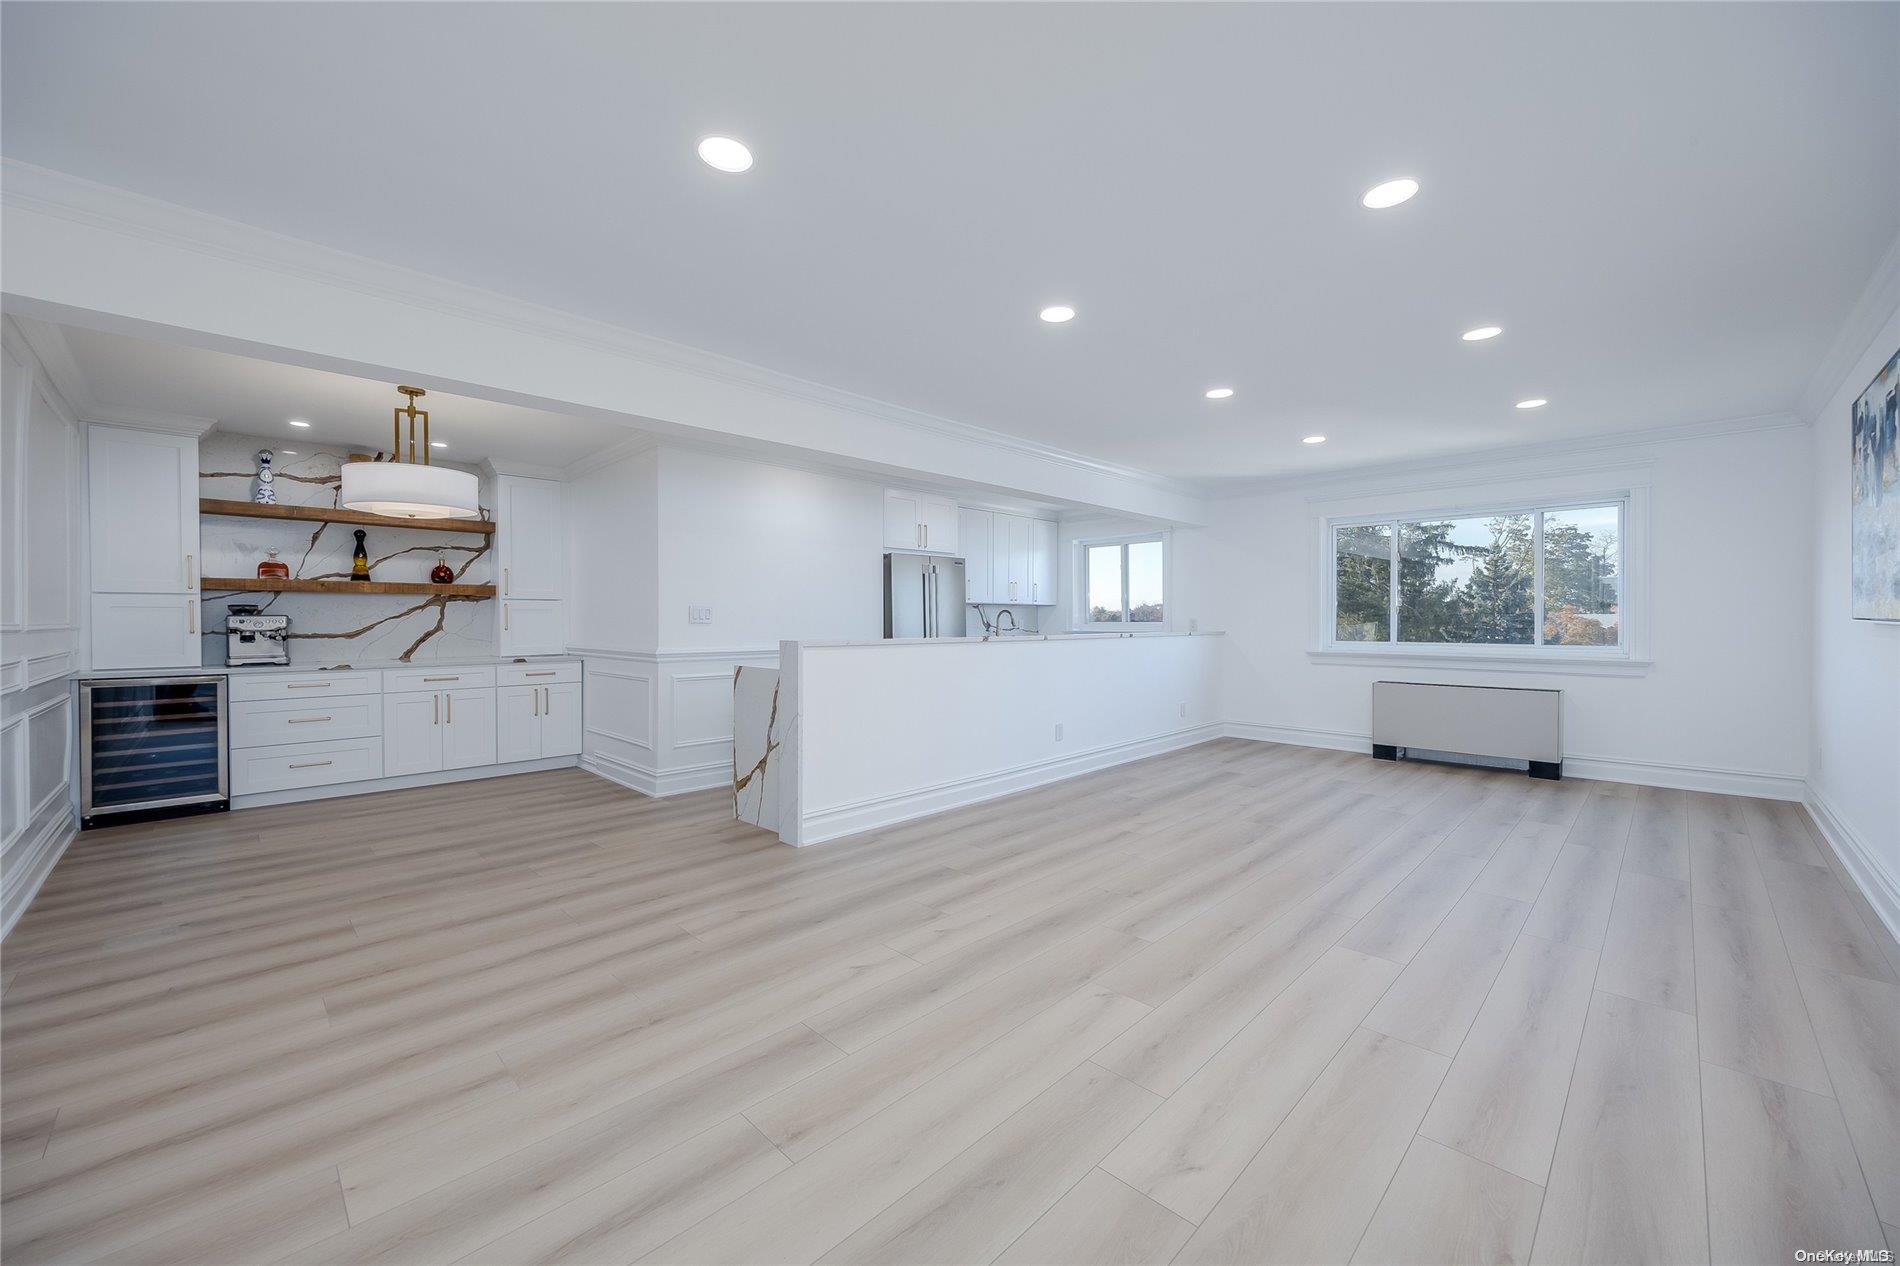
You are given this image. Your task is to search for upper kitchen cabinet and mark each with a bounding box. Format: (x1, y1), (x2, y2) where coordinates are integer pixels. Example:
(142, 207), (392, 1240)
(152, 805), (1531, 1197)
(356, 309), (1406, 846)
(1030, 518), (1058, 606)
(983, 510), (1058, 606)
(958, 507), (994, 603)
(88, 426), (198, 594)
(883, 489), (958, 554)
(494, 473), (567, 656)
(496, 475), (564, 601)
(87, 424), (202, 669)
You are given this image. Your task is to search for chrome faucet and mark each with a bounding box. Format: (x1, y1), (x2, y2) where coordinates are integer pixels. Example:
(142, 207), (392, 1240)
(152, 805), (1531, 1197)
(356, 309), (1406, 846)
(994, 608), (1019, 635)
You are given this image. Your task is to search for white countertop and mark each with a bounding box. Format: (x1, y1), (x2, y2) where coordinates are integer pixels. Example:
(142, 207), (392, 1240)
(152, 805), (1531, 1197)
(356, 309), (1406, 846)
(74, 655), (578, 680)
(795, 630), (1223, 649)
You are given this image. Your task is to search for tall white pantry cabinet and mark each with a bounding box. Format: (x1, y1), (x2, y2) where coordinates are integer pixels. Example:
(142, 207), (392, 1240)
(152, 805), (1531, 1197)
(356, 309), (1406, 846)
(87, 424), (203, 669)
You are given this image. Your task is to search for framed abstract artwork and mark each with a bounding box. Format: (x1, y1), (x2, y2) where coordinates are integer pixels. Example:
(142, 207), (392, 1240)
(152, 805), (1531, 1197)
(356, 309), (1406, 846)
(1852, 346), (1900, 620)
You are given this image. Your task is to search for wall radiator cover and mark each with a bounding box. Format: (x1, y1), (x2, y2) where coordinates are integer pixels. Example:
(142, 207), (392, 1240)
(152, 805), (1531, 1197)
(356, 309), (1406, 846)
(1371, 680), (1563, 780)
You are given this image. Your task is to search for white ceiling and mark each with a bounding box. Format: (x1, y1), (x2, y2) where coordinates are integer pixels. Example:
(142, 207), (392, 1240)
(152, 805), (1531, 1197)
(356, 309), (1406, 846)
(56, 325), (644, 467)
(5, 2), (1897, 482)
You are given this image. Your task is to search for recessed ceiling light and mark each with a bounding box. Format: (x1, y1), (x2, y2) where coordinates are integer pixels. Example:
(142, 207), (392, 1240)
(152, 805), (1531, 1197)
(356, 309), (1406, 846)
(1361, 177), (1419, 209)
(1302, 435), (1327, 445)
(697, 136), (753, 173)
(1462, 326), (1503, 342)
(1515, 398), (1548, 410)
(288, 419), (311, 428)
(1204, 387), (1234, 400)
(431, 440), (448, 449)
(1039, 304), (1075, 323)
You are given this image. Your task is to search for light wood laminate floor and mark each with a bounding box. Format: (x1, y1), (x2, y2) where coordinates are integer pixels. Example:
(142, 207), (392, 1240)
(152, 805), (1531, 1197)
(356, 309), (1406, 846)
(4, 740), (1897, 1264)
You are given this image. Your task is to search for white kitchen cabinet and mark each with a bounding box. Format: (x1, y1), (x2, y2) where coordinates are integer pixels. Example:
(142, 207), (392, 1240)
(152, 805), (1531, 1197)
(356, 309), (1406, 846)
(501, 598), (566, 657)
(88, 424), (201, 669)
(497, 476), (565, 600)
(441, 687), (497, 770)
(1030, 518), (1058, 606)
(498, 680), (583, 761)
(383, 691), (444, 777)
(990, 512), (1031, 604)
(384, 686), (496, 776)
(495, 685), (542, 764)
(88, 427), (198, 593)
(883, 490), (958, 554)
(958, 507), (993, 603)
(89, 593), (199, 669)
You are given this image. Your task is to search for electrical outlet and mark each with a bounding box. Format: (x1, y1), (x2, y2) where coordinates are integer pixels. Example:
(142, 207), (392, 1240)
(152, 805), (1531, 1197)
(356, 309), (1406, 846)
(1054, 722), (1064, 742)
(1179, 702), (1187, 718)
(1189, 617), (1199, 633)
(687, 606), (713, 625)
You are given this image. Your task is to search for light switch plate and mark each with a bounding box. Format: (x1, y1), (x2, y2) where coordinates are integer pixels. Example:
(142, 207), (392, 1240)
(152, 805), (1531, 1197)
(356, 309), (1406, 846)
(688, 606), (713, 625)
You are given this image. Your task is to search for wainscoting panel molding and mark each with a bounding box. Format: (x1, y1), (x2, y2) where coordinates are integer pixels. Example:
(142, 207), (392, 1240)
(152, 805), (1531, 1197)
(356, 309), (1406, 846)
(576, 646), (778, 798)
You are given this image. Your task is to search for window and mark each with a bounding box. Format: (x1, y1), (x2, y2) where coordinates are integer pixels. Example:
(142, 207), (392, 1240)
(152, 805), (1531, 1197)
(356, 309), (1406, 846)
(1084, 536), (1164, 626)
(1329, 501), (1623, 651)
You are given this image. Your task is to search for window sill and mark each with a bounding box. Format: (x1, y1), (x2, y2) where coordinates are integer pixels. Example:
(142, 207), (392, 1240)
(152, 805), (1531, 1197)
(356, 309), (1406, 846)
(1307, 648), (1652, 677)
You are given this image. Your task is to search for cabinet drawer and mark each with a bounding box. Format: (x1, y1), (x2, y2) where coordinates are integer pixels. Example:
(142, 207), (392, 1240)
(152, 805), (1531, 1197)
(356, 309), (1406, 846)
(229, 671), (380, 703)
(232, 737), (382, 795)
(499, 661), (580, 687)
(232, 696), (381, 749)
(384, 666), (496, 695)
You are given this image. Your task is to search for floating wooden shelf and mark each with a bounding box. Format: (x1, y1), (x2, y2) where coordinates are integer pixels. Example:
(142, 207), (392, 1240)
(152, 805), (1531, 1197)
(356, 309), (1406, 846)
(200, 577), (496, 598)
(199, 498), (496, 535)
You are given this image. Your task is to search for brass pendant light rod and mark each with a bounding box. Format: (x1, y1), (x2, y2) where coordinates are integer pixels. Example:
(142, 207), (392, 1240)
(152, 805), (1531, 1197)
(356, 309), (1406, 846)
(393, 385), (431, 465)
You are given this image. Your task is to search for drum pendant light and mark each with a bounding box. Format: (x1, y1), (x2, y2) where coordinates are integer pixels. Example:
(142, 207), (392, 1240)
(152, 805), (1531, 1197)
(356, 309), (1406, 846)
(339, 386), (481, 519)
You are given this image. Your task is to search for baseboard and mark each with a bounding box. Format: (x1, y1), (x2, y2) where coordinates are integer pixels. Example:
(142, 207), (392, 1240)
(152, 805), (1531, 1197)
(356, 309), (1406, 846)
(1220, 721), (1805, 800)
(229, 756), (580, 811)
(1804, 785), (1900, 948)
(583, 751), (732, 799)
(1222, 721), (1370, 754)
(3, 797), (76, 941)
(796, 723), (1223, 846)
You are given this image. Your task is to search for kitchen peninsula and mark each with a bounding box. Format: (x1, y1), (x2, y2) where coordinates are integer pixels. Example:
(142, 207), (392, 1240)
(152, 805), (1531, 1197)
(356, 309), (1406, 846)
(736, 631), (1222, 845)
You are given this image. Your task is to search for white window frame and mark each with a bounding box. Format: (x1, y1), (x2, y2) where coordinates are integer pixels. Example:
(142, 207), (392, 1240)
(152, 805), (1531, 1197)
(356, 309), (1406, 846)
(1077, 531), (1169, 630)
(1312, 488), (1650, 675)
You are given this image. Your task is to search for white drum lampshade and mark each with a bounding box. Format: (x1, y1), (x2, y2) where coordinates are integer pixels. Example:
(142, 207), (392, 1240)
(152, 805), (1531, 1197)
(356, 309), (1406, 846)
(340, 460), (480, 519)
(340, 384), (483, 519)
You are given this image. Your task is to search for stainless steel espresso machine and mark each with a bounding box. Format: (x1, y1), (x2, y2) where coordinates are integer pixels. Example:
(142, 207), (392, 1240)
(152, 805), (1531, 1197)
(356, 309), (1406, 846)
(226, 604), (291, 666)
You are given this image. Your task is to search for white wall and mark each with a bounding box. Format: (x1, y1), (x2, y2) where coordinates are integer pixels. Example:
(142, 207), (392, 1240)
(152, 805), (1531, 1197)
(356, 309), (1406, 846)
(2, 319), (82, 937)
(655, 447), (885, 651)
(566, 444), (659, 653)
(785, 633), (1222, 843)
(1201, 422), (1814, 798)
(1805, 293), (1900, 934)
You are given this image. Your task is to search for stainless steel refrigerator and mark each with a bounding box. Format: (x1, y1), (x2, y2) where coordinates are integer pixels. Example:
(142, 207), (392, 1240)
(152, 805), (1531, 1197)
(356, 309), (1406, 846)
(884, 553), (968, 638)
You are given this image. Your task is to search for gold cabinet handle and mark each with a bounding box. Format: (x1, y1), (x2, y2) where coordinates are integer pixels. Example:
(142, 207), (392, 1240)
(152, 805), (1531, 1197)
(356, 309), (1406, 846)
(288, 682), (332, 690)
(433, 694), (439, 726)
(525, 671), (556, 677)
(289, 760), (332, 770)
(423, 675), (458, 682)
(185, 553), (194, 586)
(504, 567), (510, 595)
(504, 603), (510, 631)
(287, 716), (332, 724)
(543, 686), (551, 715)
(188, 602), (196, 635)
(447, 692), (453, 724)
(533, 687), (540, 717)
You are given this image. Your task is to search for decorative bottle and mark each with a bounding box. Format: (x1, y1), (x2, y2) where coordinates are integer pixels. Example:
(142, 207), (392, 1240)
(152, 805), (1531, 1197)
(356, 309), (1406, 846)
(256, 549), (289, 580)
(431, 556), (454, 585)
(350, 529), (371, 581)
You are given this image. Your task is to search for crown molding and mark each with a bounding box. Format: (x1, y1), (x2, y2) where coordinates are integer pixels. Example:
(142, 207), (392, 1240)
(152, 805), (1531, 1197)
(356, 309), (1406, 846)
(1796, 221), (1900, 423)
(1, 160), (1199, 506)
(81, 404), (219, 437)
(1203, 409), (1804, 500)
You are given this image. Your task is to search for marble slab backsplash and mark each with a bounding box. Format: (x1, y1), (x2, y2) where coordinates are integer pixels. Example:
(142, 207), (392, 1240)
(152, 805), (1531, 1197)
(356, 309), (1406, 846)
(197, 432), (496, 666)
